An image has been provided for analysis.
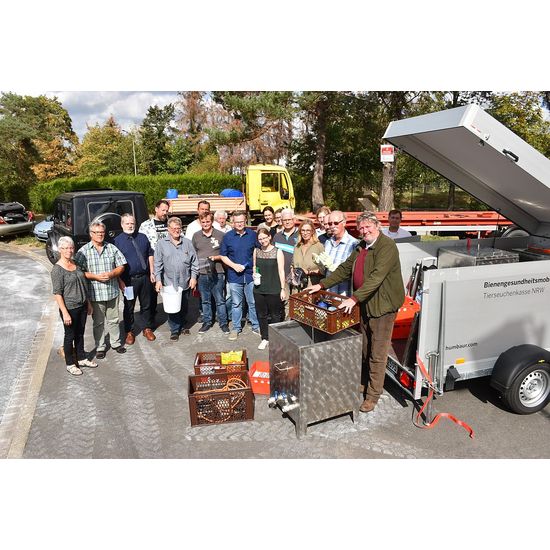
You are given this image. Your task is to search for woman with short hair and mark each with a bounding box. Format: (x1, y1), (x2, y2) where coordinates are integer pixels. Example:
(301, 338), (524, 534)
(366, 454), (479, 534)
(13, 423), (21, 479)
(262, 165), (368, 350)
(51, 236), (96, 375)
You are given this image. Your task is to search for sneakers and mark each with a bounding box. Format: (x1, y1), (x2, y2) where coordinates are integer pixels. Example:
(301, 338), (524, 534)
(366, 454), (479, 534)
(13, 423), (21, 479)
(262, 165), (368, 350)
(251, 328), (261, 336)
(114, 346), (126, 354)
(220, 325), (230, 334)
(359, 399), (377, 413)
(170, 333), (179, 341)
(228, 331), (239, 341)
(258, 339), (268, 350)
(66, 364), (83, 376)
(198, 323), (211, 334)
(96, 351), (106, 360)
(78, 358), (98, 368)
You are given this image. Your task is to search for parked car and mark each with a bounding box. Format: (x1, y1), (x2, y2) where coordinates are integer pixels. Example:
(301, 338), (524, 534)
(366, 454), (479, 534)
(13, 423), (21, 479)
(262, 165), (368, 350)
(46, 190), (149, 264)
(33, 215), (54, 242)
(0, 202), (34, 238)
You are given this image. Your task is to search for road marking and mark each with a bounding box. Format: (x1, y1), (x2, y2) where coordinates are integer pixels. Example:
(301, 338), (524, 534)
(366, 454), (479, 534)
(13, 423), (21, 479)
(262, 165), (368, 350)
(0, 244), (55, 458)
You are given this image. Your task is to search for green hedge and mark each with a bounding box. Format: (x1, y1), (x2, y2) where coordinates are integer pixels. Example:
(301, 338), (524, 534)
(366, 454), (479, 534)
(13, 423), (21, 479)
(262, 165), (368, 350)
(29, 173), (242, 214)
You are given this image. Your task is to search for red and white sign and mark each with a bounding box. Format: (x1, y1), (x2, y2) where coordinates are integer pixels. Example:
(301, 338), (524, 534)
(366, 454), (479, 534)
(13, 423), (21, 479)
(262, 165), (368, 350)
(380, 144), (395, 163)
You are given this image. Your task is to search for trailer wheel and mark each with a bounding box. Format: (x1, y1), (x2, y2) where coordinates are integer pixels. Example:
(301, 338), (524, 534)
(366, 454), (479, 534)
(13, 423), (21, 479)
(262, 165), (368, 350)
(502, 362), (550, 414)
(501, 225), (529, 238)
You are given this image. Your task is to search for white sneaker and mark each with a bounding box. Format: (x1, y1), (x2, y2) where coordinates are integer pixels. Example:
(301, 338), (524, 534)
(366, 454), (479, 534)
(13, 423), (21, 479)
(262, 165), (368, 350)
(228, 331), (239, 341)
(258, 339), (268, 350)
(66, 364), (83, 376)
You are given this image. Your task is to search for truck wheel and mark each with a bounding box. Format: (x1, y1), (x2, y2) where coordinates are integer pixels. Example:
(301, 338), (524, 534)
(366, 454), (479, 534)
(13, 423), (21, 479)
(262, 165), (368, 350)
(502, 362), (550, 414)
(46, 237), (59, 264)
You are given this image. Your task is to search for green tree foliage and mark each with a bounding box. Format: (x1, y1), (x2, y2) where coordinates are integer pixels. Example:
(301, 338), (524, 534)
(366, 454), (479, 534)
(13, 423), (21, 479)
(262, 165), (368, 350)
(76, 116), (135, 177)
(489, 92), (550, 157)
(139, 104), (176, 174)
(0, 92), (77, 202)
(208, 91), (295, 170)
(290, 92), (385, 211)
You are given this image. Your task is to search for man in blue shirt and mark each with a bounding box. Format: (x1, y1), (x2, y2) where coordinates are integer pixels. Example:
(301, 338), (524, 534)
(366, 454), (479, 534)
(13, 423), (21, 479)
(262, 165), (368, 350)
(114, 214), (156, 344)
(220, 210), (260, 341)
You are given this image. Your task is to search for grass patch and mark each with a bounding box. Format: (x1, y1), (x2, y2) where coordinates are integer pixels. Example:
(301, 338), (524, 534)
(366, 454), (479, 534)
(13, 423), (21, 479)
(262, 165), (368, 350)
(0, 234), (45, 247)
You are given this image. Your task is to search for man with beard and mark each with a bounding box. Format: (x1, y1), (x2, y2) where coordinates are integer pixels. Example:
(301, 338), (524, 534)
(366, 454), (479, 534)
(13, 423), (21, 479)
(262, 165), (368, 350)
(139, 199), (170, 322)
(308, 212), (404, 414)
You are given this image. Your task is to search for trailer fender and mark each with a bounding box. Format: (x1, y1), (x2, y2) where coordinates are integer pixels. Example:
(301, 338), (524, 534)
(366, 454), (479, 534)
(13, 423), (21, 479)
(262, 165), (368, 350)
(491, 345), (550, 392)
(491, 344), (550, 414)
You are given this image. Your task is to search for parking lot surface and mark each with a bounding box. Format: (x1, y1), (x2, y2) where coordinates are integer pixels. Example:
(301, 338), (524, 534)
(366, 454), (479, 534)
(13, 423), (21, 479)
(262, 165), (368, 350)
(1, 244), (549, 459)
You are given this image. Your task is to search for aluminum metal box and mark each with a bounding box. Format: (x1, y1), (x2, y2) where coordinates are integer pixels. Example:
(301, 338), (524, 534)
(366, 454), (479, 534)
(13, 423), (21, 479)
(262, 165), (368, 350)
(438, 246), (519, 269)
(269, 321), (362, 438)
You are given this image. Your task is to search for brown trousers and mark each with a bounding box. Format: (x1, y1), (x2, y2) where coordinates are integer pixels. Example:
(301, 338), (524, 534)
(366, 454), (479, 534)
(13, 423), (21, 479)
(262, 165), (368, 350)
(360, 308), (397, 403)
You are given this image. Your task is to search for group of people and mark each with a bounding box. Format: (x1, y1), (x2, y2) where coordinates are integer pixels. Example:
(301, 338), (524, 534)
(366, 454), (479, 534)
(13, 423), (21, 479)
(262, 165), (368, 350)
(51, 198), (407, 417)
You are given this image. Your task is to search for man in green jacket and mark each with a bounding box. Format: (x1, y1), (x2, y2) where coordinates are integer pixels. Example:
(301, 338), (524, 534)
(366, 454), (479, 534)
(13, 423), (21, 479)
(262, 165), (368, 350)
(309, 211), (405, 413)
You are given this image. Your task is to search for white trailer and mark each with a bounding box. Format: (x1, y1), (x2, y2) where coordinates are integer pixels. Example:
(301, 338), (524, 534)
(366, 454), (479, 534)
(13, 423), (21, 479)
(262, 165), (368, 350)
(382, 104), (550, 414)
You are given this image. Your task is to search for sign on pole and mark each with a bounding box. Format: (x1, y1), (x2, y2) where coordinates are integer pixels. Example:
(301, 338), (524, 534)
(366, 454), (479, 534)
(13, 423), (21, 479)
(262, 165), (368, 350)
(380, 144), (395, 163)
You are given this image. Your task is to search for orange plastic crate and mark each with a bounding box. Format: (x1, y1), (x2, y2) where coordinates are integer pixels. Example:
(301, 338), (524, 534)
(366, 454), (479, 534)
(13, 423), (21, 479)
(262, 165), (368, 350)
(249, 361), (270, 395)
(392, 296), (420, 340)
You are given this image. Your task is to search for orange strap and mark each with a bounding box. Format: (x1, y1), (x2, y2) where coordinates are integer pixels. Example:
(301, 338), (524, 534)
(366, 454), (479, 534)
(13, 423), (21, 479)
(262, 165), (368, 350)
(414, 353), (475, 439)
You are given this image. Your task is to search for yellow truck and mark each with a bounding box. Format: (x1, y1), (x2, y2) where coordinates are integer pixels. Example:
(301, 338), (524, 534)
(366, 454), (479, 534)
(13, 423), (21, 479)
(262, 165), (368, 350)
(167, 164), (295, 224)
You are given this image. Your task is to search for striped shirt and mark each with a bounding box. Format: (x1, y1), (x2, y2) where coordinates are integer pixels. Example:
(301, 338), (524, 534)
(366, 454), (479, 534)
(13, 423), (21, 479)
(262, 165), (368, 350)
(75, 242), (127, 301)
(324, 231), (359, 296)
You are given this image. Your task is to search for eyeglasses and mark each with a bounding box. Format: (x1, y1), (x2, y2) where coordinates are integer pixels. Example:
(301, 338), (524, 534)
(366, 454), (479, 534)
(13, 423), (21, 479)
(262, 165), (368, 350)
(327, 220), (345, 226)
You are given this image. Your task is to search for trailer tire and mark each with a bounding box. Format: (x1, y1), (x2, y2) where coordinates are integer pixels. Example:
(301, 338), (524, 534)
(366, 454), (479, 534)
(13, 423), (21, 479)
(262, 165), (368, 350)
(491, 345), (550, 414)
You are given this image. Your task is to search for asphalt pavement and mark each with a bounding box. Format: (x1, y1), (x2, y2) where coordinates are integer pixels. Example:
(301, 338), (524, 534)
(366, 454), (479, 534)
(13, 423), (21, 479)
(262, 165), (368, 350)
(1, 243), (549, 459)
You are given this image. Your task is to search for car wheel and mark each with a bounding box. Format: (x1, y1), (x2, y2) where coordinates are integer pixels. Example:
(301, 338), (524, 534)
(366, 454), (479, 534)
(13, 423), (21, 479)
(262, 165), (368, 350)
(502, 362), (550, 414)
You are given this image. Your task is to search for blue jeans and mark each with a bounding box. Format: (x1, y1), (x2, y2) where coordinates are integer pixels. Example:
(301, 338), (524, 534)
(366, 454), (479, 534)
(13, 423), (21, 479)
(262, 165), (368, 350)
(167, 288), (190, 335)
(229, 281), (259, 332)
(198, 272), (228, 327)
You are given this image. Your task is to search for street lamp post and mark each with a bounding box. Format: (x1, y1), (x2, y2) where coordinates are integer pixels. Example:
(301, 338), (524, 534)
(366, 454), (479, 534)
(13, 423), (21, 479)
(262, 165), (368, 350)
(122, 129), (138, 176)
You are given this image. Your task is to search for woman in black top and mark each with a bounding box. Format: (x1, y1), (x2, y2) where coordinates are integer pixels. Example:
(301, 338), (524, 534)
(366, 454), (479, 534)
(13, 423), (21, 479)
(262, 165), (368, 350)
(262, 206), (278, 238)
(51, 236), (96, 375)
(252, 228), (287, 350)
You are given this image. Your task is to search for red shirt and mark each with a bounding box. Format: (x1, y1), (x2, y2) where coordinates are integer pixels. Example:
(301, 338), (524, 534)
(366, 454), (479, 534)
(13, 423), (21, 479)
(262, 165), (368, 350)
(352, 247), (368, 294)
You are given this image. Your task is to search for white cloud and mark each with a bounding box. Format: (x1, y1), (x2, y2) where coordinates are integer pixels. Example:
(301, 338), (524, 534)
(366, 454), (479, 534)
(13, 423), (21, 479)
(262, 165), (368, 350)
(45, 91), (180, 139)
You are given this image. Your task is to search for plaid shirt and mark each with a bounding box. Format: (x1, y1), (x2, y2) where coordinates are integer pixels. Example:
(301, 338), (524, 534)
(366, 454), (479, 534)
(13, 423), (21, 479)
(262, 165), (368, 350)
(75, 241), (127, 301)
(324, 230), (358, 296)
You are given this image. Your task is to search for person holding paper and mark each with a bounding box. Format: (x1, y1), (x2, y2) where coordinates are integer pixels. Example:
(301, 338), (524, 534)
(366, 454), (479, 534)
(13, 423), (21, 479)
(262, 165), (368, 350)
(114, 214), (156, 344)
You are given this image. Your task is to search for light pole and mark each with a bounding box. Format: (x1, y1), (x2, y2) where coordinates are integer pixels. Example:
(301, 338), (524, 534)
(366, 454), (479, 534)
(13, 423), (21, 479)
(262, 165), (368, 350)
(122, 129), (138, 176)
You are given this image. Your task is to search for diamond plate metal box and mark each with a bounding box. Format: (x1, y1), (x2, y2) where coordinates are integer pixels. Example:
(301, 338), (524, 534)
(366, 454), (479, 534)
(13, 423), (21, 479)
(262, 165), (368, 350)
(268, 321), (362, 438)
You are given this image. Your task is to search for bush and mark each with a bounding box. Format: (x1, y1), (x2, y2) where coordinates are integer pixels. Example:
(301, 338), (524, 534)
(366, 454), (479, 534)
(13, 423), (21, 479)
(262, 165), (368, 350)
(29, 173), (242, 214)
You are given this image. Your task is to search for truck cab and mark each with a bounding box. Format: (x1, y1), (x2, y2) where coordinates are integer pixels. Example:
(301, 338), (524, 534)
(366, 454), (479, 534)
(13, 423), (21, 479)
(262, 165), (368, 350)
(245, 164), (295, 218)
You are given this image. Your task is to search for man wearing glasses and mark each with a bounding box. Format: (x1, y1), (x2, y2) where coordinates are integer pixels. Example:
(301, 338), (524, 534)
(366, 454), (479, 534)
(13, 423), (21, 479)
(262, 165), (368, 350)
(75, 221), (127, 359)
(154, 217), (198, 341)
(323, 210), (358, 296)
(220, 210), (260, 341)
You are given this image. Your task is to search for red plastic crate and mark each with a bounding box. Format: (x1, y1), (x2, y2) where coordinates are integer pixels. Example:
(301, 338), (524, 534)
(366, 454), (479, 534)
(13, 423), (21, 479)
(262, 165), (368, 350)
(249, 361), (270, 395)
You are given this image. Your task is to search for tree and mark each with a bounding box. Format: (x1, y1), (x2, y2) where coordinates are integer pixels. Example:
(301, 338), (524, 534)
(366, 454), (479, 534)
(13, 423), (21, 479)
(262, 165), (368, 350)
(208, 91), (295, 171)
(0, 92), (77, 202)
(139, 104), (176, 175)
(76, 116), (134, 177)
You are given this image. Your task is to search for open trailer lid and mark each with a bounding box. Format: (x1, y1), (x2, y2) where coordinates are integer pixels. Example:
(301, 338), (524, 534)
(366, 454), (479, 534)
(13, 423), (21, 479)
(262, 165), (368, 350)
(383, 104), (550, 235)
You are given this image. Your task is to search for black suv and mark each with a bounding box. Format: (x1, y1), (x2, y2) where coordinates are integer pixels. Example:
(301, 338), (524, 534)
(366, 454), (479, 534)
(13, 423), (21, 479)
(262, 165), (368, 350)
(46, 190), (149, 264)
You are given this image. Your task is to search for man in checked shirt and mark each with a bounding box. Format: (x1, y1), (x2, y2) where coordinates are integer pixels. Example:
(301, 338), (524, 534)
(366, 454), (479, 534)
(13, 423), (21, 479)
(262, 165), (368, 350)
(75, 221), (127, 360)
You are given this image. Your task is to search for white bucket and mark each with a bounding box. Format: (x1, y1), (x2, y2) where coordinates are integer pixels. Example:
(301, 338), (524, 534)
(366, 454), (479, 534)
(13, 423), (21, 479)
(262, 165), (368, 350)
(161, 286), (183, 313)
